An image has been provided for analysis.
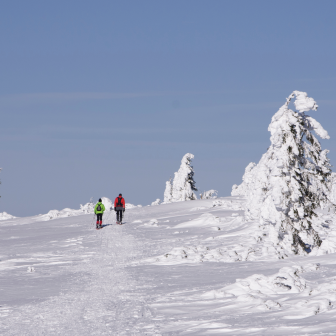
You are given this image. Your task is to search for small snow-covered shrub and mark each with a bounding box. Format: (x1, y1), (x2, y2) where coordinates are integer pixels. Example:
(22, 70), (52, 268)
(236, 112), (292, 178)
(0, 212), (16, 220)
(125, 203), (137, 209)
(163, 153), (197, 203)
(151, 199), (161, 206)
(80, 201), (95, 214)
(200, 190), (218, 199)
(44, 208), (82, 220)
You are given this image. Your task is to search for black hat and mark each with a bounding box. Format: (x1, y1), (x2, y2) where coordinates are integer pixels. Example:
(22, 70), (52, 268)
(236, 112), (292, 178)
(119, 193), (122, 196)
(99, 198), (102, 202)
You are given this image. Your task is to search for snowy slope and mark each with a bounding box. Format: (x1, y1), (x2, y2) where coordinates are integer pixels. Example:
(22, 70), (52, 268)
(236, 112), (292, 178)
(1, 197), (336, 335)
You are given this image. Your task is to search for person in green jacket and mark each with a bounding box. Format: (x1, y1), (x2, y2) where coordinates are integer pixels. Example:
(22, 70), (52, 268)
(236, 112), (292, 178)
(94, 198), (105, 229)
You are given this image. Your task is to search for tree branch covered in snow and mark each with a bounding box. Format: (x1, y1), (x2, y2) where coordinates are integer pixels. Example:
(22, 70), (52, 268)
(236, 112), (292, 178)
(232, 91), (334, 257)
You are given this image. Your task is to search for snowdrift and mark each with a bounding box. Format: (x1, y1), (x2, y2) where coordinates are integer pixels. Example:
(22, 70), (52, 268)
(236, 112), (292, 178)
(0, 212), (16, 220)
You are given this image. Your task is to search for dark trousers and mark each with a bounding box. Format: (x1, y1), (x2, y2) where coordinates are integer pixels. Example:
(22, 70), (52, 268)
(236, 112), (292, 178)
(116, 210), (123, 222)
(96, 213), (103, 222)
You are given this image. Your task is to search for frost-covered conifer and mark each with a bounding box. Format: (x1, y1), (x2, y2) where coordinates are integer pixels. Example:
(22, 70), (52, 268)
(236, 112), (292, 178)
(163, 179), (173, 203)
(232, 163), (256, 196)
(151, 199), (161, 206)
(200, 190), (218, 199)
(329, 172), (336, 204)
(163, 153), (197, 202)
(233, 91), (333, 256)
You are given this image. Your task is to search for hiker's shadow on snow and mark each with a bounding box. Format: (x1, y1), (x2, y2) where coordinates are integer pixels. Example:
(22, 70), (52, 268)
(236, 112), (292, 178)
(101, 223), (127, 227)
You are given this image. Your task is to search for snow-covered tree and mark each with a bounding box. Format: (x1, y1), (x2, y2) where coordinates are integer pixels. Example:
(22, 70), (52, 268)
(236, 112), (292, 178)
(232, 91), (333, 257)
(163, 179), (173, 203)
(163, 153), (197, 202)
(232, 163), (256, 196)
(329, 172), (336, 204)
(151, 199), (161, 206)
(200, 190), (218, 199)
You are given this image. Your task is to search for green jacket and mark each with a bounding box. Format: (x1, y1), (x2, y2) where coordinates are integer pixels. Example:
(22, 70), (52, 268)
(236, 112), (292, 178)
(94, 202), (105, 214)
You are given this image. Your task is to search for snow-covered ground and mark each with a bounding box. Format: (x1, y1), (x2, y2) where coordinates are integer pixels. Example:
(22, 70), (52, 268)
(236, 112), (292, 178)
(1, 197), (336, 335)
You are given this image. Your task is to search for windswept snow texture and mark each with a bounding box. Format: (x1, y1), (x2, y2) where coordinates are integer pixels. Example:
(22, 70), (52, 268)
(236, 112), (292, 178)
(2, 197), (336, 335)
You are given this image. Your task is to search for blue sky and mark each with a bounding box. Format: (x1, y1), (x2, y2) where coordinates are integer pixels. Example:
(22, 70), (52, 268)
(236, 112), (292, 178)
(1, 0), (336, 216)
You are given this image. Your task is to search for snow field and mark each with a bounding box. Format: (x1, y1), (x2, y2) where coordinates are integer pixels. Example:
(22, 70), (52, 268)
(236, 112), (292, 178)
(1, 197), (336, 334)
(0, 211), (159, 335)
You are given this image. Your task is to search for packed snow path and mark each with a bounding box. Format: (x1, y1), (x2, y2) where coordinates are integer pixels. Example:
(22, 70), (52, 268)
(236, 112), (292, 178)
(0, 211), (159, 335)
(1, 198), (336, 335)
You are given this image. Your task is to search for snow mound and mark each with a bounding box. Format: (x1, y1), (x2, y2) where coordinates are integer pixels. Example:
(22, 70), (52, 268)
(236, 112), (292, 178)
(42, 208), (83, 220)
(125, 203), (139, 209)
(0, 212), (16, 220)
(212, 199), (244, 210)
(202, 264), (316, 299)
(175, 213), (221, 228)
(200, 263), (335, 318)
(190, 207), (207, 211)
(143, 219), (159, 227)
(144, 244), (257, 265)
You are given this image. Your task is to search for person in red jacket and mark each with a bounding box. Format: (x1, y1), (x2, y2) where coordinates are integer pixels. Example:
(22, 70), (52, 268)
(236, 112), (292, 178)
(114, 193), (125, 224)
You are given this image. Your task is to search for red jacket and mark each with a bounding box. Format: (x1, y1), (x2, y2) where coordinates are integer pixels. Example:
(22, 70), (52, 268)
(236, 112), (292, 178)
(114, 196), (125, 208)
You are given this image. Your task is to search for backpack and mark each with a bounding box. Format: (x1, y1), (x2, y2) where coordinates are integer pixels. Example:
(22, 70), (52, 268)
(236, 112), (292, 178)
(117, 197), (123, 207)
(97, 204), (101, 211)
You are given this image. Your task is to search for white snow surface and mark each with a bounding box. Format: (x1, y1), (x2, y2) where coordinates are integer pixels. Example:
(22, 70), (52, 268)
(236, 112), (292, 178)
(2, 197), (336, 335)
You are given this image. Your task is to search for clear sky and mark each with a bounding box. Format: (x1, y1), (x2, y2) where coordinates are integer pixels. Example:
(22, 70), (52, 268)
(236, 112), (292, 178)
(1, 0), (336, 217)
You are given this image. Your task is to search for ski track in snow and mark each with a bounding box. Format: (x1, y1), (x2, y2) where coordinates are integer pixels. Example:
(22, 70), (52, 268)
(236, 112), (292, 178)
(1, 198), (336, 335)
